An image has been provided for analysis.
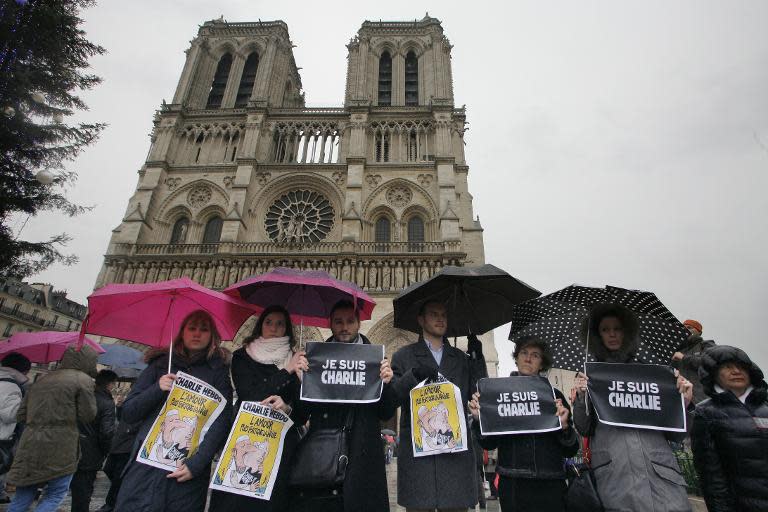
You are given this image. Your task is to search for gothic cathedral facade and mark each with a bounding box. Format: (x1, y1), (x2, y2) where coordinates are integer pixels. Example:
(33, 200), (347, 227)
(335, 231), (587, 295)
(95, 16), (497, 372)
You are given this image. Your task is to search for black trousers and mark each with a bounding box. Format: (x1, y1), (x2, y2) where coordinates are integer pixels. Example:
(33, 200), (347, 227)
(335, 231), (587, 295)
(289, 488), (344, 512)
(101, 453), (130, 511)
(70, 469), (98, 512)
(497, 476), (566, 512)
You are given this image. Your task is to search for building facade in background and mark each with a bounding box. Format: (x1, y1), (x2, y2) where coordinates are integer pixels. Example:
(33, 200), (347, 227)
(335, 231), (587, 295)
(0, 277), (87, 338)
(95, 16), (496, 373)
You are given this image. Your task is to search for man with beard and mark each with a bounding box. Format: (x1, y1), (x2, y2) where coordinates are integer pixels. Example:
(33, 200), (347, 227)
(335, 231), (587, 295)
(391, 301), (486, 512)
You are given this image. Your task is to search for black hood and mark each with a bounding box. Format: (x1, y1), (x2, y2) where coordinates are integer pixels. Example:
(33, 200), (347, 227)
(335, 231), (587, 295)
(581, 303), (640, 363)
(699, 345), (766, 397)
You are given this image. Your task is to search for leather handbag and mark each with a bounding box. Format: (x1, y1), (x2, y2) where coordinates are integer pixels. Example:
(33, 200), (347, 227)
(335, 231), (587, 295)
(289, 408), (354, 489)
(565, 437), (604, 512)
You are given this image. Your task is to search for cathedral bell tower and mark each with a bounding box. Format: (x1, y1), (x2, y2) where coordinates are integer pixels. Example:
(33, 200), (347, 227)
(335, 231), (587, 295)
(96, 15), (495, 374)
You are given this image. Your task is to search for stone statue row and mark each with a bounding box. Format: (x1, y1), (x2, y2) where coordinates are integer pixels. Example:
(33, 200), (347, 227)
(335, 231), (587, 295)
(100, 257), (458, 291)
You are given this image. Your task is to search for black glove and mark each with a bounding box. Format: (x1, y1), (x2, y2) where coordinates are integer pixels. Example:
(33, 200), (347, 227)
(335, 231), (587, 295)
(467, 333), (483, 359)
(412, 364), (438, 383)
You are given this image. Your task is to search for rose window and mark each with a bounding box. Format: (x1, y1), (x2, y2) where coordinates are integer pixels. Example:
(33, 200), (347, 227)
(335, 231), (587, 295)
(187, 185), (212, 208)
(386, 185), (412, 208)
(265, 190), (335, 243)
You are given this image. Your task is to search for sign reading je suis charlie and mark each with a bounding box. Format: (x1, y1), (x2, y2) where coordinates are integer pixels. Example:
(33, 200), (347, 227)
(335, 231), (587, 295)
(300, 341), (384, 403)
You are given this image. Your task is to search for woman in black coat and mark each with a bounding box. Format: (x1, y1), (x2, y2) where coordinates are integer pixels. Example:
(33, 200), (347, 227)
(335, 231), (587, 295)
(469, 336), (579, 512)
(115, 310), (233, 512)
(691, 345), (768, 512)
(209, 305), (307, 512)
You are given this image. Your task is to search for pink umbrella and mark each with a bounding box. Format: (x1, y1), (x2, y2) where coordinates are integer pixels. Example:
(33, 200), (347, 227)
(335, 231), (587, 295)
(0, 331), (105, 364)
(224, 267), (376, 329)
(84, 278), (260, 372)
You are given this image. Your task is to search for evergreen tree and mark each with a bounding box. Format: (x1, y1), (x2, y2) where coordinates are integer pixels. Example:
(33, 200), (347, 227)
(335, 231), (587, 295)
(0, 0), (105, 277)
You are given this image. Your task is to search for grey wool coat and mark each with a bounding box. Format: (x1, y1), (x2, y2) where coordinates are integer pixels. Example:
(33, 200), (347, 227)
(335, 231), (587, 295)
(390, 338), (486, 510)
(573, 306), (691, 512)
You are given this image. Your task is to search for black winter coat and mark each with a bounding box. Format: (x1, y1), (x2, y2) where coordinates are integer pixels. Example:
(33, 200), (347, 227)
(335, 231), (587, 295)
(289, 335), (399, 512)
(209, 347), (302, 512)
(472, 377), (579, 480)
(390, 337), (486, 509)
(692, 345), (768, 512)
(115, 351), (233, 512)
(77, 386), (116, 471)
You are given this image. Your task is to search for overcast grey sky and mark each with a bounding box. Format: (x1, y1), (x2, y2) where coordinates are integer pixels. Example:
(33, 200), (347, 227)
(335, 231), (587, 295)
(17, 0), (768, 372)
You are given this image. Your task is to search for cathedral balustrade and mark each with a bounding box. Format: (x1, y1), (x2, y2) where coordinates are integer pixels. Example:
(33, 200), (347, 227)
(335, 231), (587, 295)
(111, 240), (463, 257)
(99, 253), (466, 292)
(370, 120), (434, 163)
(269, 118), (344, 164)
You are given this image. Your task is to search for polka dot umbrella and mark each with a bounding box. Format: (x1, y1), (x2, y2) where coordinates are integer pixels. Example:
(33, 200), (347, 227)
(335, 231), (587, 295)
(508, 285), (688, 372)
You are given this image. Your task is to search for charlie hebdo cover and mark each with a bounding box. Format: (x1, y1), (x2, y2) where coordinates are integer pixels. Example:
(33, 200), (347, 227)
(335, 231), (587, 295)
(410, 375), (468, 457)
(210, 401), (293, 500)
(137, 371), (226, 471)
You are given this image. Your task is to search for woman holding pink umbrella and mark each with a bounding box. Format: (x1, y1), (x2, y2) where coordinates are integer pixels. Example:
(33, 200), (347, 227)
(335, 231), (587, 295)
(115, 310), (233, 512)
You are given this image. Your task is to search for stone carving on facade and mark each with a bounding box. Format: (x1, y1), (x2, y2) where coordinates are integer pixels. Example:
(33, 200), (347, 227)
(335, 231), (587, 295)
(332, 171), (346, 186)
(165, 177), (182, 190)
(187, 185), (212, 208)
(223, 176), (234, 188)
(266, 189), (335, 244)
(394, 261), (405, 289)
(365, 174), (382, 188)
(256, 171), (272, 186)
(368, 263), (378, 290)
(355, 263), (365, 288)
(381, 262), (392, 291)
(417, 173), (432, 187)
(407, 262), (417, 285)
(386, 185), (412, 208)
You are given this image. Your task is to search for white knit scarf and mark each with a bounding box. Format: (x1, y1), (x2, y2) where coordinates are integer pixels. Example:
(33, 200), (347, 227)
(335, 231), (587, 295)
(245, 336), (293, 369)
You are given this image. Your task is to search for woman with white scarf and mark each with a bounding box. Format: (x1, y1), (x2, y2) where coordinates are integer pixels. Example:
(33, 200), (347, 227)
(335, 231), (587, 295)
(209, 305), (308, 512)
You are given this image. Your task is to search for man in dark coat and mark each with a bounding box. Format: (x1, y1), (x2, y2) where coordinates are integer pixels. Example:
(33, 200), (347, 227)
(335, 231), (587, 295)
(289, 300), (398, 512)
(691, 345), (768, 512)
(671, 319), (716, 405)
(97, 405), (141, 512)
(70, 369), (117, 512)
(390, 300), (487, 512)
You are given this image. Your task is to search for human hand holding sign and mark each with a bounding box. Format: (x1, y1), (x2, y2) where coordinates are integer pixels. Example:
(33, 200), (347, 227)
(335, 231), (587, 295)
(159, 373), (177, 391)
(574, 372), (588, 396)
(167, 463), (193, 482)
(555, 398), (570, 430)
(380, 358), (393, 384)
(674, 369), (693, 406)
(261, 395), (290, 414)
(468, 391), (480, 420)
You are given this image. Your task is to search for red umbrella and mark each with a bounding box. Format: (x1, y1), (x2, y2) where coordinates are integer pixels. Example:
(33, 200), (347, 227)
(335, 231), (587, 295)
(0, 331), (105, 364)
(84, 278), (260, 372)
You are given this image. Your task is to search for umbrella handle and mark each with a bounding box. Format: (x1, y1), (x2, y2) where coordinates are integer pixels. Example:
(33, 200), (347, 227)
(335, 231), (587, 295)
(167, 295), (176, 375)
(584, 315), (590, 416)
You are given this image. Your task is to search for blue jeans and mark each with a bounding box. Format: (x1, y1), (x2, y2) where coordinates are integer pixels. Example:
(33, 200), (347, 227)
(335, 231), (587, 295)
(8, 473), (74, 512)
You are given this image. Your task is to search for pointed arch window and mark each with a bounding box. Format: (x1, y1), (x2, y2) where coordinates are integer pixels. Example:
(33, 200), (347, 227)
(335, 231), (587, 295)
(407, 215), (425, 252)
(235, 52), (259, 108)
(170, 217), (189, 244)
(405, 51), (419, 106)
(202, 216), (223, 244)
(206, 53), (233, 109)
(375, 217), (391, 242)
(378, 51), (392, 106)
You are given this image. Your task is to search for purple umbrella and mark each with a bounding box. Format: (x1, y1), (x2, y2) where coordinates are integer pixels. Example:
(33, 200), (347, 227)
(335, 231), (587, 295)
(224, 267), (376, 329)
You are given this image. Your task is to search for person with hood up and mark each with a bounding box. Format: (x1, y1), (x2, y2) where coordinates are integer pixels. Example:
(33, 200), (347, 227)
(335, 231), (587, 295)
(691, 345), (768, 512)
(468, 336), (579, 511)
(209, 304), (306, 512)
(289, 299), (397, 512)
(572, 304), (694, 512)
(0, 353), (31, 504)
(114, 310), (233, 512)
(671, 319), (716, 405)
(6, 345), (98, 512)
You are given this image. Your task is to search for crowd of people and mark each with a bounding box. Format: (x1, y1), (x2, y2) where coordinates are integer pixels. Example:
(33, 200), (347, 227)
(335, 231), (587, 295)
(0, 302), (766, 512)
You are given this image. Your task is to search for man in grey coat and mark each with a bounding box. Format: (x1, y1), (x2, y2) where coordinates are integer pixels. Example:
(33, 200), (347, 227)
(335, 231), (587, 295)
(391, 301), (486, 512)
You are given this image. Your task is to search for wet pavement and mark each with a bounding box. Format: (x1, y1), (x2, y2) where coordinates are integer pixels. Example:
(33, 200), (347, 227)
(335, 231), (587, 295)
(0, 462), (500, 511)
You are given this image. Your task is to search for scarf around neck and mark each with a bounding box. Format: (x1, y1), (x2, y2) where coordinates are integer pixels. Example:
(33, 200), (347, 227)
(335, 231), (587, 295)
(245, 336), (293, 369)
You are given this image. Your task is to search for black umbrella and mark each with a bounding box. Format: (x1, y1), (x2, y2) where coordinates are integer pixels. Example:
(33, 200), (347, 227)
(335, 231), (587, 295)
(508, 285), (688, 372)
(393, 264), (540, 338)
